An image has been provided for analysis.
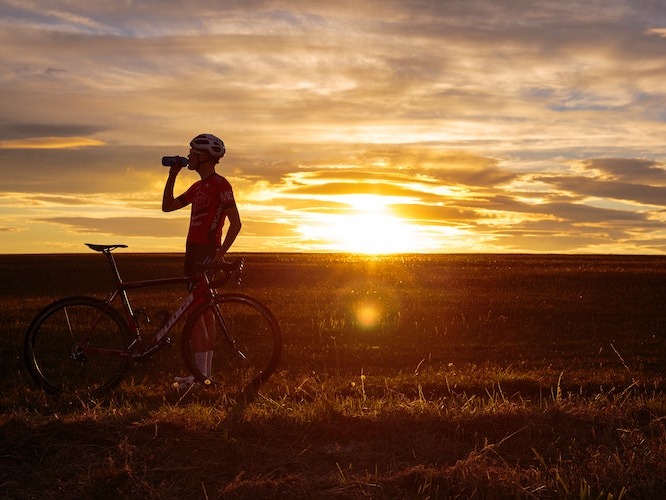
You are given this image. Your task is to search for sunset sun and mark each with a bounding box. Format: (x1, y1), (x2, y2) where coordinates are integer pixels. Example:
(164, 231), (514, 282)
(327, 211), (420, 254)
(302, 195), (425, 254)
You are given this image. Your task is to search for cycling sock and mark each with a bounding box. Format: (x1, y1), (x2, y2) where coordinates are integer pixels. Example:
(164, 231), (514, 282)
(195, 351), (208, 377)
(205, 350), (213, 378)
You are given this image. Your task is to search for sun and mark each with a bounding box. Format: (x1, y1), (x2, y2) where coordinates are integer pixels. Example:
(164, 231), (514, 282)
(307, 195), (425, 254)
(328, 211), (418, 254)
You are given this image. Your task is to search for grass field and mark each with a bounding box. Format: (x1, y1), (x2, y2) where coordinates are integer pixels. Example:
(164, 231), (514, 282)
(1, 252), (666, 498)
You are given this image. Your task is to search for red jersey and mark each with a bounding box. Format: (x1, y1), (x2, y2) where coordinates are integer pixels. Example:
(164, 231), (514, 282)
(178, 173), (236, 245)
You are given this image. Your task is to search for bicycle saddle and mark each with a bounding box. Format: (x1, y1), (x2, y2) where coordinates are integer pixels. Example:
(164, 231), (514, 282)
(85, 243), (128, 252)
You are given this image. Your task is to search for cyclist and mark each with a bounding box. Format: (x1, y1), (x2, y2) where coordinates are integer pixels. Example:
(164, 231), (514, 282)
(162, 133), (242, 388)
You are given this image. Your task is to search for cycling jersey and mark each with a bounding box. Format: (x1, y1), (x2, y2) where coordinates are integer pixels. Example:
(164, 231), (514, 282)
(177, 173), (236, 245)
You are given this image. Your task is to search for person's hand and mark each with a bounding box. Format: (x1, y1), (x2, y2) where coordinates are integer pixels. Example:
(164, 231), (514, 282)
(214, 247), (226, 263)
(169, 166), (182, 176)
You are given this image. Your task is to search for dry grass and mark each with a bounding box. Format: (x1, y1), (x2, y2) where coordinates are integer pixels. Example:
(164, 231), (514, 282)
(2, 253), (666, 498)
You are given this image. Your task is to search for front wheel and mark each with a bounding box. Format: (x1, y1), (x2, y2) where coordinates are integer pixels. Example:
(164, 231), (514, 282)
(24, 296), (131, 396)
(181, 294), (282, 391)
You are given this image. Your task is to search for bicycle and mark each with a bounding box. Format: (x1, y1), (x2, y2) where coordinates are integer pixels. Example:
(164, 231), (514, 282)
(23, 243), (282, 397)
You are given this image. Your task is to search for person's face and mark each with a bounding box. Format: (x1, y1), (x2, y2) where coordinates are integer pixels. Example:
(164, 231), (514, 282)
(188, 149), (210, 170)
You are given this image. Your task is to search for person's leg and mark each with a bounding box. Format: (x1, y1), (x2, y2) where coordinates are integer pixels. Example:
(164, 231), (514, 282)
(191, 309), (216, 377)
(187, 243), (218, 379)
(176, 243), (216, 387)
(204, 308), (216, 377)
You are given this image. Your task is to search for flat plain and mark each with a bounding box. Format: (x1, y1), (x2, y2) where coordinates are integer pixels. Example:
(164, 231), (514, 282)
(1, 252), (666, 498)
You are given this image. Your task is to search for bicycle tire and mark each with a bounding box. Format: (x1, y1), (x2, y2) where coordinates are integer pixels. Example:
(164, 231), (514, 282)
(24, 296), (131, 396)
(181, 294), (282, 391)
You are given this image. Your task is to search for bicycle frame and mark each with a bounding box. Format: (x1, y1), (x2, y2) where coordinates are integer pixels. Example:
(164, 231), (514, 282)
(87, 248), (218, 360)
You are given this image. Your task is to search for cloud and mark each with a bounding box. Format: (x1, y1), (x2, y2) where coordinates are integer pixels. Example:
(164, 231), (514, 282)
(581, 158), (666, 184)
(0, 122), (106, 140)
(538, 175), (666, 207)
(0, 0), (127, 35)
(283, 181), (425, 199)
(0, 122), (107, 149)
(42, 216), (188, 238)
(539, 202), (651, 223)
(0, 137), (105, 149)
(0, 146), (173, 194)
(0, 217), (22, 232)
(392, 203), (480, 224)
(26, 194), (97, 206)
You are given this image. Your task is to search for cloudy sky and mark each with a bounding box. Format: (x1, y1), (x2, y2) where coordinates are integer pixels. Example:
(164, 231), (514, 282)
(2, 0), (666, 254)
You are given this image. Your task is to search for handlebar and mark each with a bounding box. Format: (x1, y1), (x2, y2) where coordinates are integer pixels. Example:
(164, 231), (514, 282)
(196, 257), (244, 288)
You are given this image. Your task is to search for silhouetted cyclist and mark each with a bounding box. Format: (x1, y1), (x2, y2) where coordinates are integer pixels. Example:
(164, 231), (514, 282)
(162, 133), (242, 388)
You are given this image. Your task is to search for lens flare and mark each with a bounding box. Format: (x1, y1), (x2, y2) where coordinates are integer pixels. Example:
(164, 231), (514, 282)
(356, 302), (381, 330)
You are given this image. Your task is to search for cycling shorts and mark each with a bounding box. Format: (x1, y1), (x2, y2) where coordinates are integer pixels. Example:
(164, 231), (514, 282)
(184, 242), (218, 277)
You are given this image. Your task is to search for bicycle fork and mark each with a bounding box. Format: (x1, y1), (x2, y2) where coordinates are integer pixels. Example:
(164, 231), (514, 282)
(211, 302), (248, 361)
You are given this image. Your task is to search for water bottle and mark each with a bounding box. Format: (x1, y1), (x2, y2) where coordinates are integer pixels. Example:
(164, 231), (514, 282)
(161, 156), (189, 168)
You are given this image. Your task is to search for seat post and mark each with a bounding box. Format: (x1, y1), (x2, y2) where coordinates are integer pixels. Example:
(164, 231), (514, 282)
(102, 248), (124, 287)
(102, 248), (135, 320)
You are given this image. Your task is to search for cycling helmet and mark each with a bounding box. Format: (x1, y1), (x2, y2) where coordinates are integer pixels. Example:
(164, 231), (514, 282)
(190, 133), (225, 157)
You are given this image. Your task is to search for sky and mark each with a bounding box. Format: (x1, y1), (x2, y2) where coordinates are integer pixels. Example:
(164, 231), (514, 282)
(1, 0), (666, 255)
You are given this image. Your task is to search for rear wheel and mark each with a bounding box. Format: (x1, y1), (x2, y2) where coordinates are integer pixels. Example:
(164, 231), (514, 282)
(24, 296), (131, 396)
(182, 294), (282, 392)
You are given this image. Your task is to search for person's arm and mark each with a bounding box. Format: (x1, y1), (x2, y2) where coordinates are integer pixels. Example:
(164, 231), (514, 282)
(162, 167), (185, 212)
(217, 205), (242, 257)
